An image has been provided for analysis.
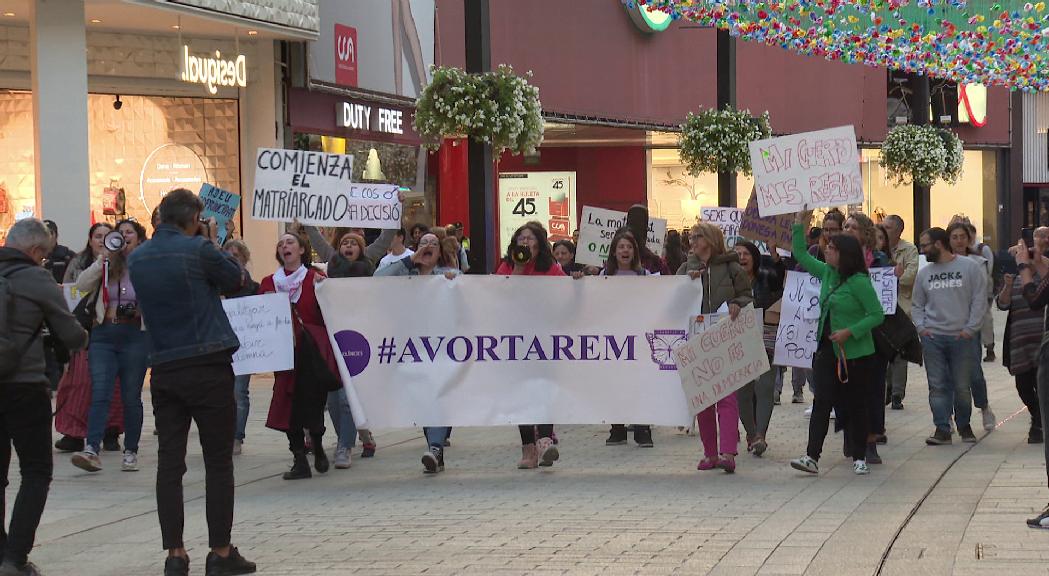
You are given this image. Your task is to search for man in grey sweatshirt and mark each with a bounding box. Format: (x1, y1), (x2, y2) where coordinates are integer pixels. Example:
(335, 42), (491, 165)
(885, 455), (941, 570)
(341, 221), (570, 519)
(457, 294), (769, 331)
(912, 227), (988, 446)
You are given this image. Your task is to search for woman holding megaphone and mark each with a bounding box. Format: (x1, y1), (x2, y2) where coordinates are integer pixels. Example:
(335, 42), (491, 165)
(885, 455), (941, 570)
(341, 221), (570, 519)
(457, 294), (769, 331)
(495, 222), (566, 469)
(71, 219), (150, 474)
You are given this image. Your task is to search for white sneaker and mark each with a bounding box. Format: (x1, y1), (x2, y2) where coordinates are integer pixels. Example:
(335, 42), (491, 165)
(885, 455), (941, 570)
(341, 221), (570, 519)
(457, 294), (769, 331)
(232, 439), (243, 456)
(804, 406), (813, 418)
(982, 407), (996, 431)
(72, 449), (102, 472)
(854, 460), (870, 475)
(790, 455), (819, 474)
(121, 450), (139, 472)
(334, 446), (351, 469)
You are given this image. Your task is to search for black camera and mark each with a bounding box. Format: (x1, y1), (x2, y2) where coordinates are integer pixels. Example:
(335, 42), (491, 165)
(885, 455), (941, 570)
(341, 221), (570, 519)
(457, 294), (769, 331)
(115, 302), (139, 320)
(511, 245), (533, 265)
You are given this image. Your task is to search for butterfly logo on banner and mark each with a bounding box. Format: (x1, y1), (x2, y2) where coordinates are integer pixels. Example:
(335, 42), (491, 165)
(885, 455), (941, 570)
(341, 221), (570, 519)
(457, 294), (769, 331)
(645, 329), (687, 371)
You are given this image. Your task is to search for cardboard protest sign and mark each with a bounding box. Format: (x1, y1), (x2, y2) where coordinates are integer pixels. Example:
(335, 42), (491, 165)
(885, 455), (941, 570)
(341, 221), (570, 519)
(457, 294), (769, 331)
(222, 293), (295, 376)
(251, 148), (401, 228)
(60, 284), (89, 312)
(748, 126), (862, 217)
(577, 206), (667, 267)
(674, 305), (770, 415)
(199, 183), (240, 244)
(739, 189), (795, 248)
(869, 266), (898, 314)
(773, 271), (821, 369)
(701, 207), (744, 248)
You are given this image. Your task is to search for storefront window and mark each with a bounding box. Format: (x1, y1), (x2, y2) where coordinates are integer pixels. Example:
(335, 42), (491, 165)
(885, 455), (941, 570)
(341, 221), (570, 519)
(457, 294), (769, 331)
(296, 132), (435, 229)
(647, 147), (754, 233)
(0, 93), (240, 240)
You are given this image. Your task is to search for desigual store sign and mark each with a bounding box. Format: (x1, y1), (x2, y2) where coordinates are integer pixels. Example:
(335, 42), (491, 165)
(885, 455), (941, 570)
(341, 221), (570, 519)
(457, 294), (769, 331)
(179, 45), (247, 94)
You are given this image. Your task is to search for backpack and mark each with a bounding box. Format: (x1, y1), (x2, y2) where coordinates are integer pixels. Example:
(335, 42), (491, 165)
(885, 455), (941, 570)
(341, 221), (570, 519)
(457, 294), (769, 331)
(0, 263), (43, 378)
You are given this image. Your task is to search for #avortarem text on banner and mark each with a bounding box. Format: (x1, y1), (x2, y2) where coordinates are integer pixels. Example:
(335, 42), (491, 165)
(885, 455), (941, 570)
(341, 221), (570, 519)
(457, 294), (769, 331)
(251, 148), (402, 228)
(317, 275), (704, 429)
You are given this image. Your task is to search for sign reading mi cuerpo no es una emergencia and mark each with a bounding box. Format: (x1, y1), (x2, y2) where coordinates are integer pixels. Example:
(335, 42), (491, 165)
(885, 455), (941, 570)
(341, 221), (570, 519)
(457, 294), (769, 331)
(251, 148), (402, 229)
(179, 45), (246, 94)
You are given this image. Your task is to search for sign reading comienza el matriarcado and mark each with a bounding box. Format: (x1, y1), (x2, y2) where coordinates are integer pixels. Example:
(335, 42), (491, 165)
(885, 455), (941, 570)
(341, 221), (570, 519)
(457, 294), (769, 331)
(251, 148), (401, 228)
(317, 275), (704, 430)
(179, 45), (246, 94)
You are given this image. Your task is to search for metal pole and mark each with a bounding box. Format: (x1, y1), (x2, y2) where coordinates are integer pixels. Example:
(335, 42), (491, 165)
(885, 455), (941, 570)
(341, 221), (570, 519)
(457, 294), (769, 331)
(911, 74), (931, 242)
(716, 28), (737, 207)
(465, 0), (494, 273)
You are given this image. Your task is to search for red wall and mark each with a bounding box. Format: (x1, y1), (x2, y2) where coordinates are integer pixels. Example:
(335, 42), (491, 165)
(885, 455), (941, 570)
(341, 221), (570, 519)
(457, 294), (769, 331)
(436, 0), (1012, 144)
(498, 147), (648, 220)
(437, 0), (718, 126)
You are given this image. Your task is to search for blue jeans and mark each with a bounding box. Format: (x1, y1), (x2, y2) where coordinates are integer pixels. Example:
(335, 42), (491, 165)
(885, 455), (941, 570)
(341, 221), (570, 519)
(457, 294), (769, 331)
(234, 374), (251, 441)
(86, 323), (149, 453)
(326, 389), (357, 449)
(424, 426), (451, 448)
(922, 334), (974, 433)
(969, 338), (989, 409)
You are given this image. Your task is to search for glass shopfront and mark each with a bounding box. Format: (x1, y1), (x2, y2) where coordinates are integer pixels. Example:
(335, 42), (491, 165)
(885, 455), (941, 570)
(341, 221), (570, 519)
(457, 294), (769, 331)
(0, 92), (239, 240)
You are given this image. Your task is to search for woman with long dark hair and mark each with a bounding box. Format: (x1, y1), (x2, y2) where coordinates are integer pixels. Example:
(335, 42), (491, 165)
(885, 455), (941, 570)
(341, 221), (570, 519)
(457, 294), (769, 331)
(553, 239), (587, 276)
(258, 231), (339, 480)
(664, 229), (686, 276)
(843, 212), (892, 464)
(54, 223), (124, 453)
(72, 219), (150, 473)
(733, 240), (784, 457)
(495, 221), (565, 469)
(789, 213), (885, 476)
(599, 229), (655, 447)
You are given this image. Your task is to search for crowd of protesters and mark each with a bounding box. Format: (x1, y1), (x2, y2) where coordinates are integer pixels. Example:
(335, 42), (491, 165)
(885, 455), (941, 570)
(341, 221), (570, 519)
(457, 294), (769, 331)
(5, 193), (1049, 576)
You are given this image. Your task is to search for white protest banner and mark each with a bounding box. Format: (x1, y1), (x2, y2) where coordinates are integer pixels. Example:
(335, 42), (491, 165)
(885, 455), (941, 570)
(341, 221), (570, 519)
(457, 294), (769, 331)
(317, 276), (703, 429)
(701, 206), (743, 247)
(869, 266), (899, 314)
(60, 284), (89, 312)
(748, 126), (862, 217)
(774, 271), (821, 368)
(577, 206), (668, 267)
(674, 305), (770, 415)
(222, 293), (295, 376)
(251, 148), (402, 228)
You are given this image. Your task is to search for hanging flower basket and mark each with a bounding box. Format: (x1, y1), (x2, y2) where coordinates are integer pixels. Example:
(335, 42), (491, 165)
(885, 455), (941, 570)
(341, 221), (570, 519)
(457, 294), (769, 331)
(678, 107), (771, 177)
(879, 125), (964, 187)
(414, 65), (544, 156)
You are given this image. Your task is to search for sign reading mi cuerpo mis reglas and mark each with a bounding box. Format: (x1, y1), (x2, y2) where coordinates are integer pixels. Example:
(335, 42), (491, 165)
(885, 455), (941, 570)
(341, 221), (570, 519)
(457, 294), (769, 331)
(179, 45), (247, 94)
(251, 148), (402, 229)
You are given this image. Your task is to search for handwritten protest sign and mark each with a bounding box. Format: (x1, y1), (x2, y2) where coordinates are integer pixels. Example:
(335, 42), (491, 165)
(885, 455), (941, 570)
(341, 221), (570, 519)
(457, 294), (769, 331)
(869, 266), (898, 314)
(689, 309), (764, 338)
(199, 184), (240, 244)
(749, 126), (862, 217)
(60, 284), (89, 312)
(773, 271), (821, 368)
(674, 305), (770, 415)
(222, 293), (295, 376)
(701, 206), (744, 248)
(739, 189), (795, 247)
(577, 206), (667, 267)
(251, 148), (401, 228)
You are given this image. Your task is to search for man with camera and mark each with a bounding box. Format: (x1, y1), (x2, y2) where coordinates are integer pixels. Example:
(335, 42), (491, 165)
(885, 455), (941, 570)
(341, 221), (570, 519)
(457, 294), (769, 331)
(1016, 233), (1049, 528)
(127, 189), (255, 576)
(0, 219), (88, 576)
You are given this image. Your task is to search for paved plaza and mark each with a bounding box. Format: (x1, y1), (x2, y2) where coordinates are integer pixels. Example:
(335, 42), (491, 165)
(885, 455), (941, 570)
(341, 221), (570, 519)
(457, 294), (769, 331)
(11, 314), (1049, 576)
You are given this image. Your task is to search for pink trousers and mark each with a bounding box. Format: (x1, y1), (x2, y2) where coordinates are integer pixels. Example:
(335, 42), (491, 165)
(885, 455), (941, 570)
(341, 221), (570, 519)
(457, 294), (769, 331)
(697, 395), (740, 458)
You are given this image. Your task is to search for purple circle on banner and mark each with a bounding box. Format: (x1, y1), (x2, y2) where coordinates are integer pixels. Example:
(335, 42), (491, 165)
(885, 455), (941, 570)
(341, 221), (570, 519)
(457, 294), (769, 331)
(334, 330), (371, 376)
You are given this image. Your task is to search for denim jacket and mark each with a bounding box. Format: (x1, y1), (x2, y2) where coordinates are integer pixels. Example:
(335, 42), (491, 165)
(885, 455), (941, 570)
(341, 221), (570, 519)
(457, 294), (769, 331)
(128, 224), (246, 366)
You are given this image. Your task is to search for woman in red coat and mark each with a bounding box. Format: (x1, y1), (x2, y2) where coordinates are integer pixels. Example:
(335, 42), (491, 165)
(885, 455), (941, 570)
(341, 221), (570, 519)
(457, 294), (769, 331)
(258, 231), (339, 480)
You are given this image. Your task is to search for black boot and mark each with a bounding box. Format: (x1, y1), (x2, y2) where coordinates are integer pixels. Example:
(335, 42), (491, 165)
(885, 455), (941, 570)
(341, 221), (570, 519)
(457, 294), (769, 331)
(282, 451), (311, 480)
(312, 434), (329, 473)
(605, 424), (628, 445)
(1030, 422), (1044, 445)
(633, 425), (654, 448)
(865, 442), (882, 464)
(54, 435), (85, 453)
(103, 427), (121, 452)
